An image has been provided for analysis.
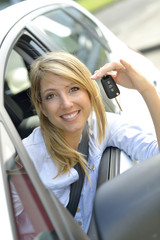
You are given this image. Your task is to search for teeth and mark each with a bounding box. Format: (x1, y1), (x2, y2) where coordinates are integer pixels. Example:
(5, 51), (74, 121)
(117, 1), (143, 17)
(62, 111), (78, 119)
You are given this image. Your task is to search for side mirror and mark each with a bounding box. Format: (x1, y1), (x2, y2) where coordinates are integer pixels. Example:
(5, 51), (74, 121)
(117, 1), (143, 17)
(94, 154), (160, 240)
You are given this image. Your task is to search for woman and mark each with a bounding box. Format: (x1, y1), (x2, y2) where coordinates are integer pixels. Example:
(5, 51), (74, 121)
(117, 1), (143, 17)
(21, 52), (158, 233)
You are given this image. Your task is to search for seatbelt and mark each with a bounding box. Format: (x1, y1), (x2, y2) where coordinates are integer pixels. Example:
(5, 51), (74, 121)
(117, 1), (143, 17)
(66, 123), (89, 216)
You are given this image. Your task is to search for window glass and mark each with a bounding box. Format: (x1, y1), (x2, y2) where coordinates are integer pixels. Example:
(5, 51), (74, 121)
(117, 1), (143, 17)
(5, 33), (46, 95)
(4, 49), (34, 128)
(32, 8), (110, 73)
(5, 50), (30, 95)
(0, 0), (10, 4)
(0, 122), (58, 240)
(4, 34), (46, 132)
(64, 7), (107, 44)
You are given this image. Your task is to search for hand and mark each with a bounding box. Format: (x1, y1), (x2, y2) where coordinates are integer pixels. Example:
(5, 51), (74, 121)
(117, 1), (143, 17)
(91, 59), (153, 95)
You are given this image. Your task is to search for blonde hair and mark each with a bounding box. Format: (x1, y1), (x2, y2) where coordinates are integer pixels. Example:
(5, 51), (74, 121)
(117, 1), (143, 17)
(30, 51), (107, 179)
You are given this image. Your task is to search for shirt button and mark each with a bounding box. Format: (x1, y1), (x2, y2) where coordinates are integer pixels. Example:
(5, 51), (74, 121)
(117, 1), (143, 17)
(77, 208), (80, 212)
(91, 165), (95, 170)
(78, 221), (82, 226)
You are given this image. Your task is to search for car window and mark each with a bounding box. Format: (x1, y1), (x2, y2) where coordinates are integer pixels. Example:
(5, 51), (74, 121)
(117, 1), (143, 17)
(5, 50), (30, 95)
(32, 8), (110, 73)
(1, 122), (59, 240)
(4, 33), (47, 138)
(5, 32), (46, 96)
(4, 48), (37, 134)
(64, 7), (108, 46)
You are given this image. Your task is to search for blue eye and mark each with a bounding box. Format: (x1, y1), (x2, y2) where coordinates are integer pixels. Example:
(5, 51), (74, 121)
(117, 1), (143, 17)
(70, 87), (79, 93)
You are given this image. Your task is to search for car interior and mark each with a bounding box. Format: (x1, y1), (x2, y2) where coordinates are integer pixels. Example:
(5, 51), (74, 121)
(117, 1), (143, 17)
(4, 35), (43, 139)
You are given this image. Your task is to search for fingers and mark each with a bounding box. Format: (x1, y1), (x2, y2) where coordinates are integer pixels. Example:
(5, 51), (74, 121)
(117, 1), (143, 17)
(120, 59), (142, 78)
(120, 59), (134, 73)
(91, 61), (125, 80)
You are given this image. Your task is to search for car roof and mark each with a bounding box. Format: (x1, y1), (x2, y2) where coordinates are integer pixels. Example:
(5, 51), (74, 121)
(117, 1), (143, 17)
(0, 0), (77, 44)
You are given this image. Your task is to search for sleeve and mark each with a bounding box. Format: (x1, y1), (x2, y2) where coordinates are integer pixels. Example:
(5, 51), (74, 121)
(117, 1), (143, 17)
(105, 113), (159, 161)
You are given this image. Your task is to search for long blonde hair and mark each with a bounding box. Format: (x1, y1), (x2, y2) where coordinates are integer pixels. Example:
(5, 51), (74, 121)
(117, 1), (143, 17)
(30, 51), (107, 178)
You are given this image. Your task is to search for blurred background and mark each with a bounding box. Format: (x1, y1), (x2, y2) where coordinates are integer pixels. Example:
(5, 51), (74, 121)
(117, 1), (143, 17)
(93, 0), (160, 72)
(77, 0), (160, 72)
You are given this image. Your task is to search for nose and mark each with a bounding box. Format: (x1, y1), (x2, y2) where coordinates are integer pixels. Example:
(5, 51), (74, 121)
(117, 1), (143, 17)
(60, 94), (73, 109)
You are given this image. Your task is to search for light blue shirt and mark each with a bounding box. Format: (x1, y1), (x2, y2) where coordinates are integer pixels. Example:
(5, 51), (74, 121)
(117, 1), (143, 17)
(22, 112), (158, 233)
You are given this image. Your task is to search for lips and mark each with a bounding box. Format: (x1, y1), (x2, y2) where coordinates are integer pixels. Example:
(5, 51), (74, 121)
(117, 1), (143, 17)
(60, 110), (80, 121)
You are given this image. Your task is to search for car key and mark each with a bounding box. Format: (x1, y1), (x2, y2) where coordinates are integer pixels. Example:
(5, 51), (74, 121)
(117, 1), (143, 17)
(101, 75), (122, 111)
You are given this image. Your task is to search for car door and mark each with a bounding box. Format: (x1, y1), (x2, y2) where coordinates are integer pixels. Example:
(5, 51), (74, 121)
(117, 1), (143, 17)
(0, 114), (90, 240)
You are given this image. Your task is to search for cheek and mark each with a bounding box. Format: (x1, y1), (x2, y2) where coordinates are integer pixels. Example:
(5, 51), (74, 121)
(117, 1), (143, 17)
(40, 103), (57, 119)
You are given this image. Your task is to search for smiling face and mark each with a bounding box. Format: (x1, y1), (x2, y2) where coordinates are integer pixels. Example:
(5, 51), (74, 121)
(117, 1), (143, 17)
(40, 72), (92, 139)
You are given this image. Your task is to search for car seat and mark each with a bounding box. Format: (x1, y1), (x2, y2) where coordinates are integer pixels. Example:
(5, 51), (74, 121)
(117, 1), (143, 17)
(4, 93), (39, 138)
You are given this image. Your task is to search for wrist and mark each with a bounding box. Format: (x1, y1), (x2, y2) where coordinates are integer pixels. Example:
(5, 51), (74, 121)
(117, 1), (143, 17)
(141, 84), (160, 109)
(140, 82), (156, 98)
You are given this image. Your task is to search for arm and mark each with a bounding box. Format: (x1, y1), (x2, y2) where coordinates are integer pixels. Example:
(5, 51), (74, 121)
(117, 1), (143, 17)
(91, 59), (160, 150)
(105, 112), (159, 161)
(141, 85), (160, 151)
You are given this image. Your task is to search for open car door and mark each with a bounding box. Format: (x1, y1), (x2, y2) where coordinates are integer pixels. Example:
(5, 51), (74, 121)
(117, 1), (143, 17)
(94, 153), (160, 240)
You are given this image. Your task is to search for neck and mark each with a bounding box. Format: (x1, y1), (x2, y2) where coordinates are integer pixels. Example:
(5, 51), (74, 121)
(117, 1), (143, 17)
(63, 130), (83, 150)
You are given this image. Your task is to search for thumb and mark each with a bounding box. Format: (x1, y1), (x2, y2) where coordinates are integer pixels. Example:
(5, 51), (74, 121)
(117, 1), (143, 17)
(120, 59), (135, 73)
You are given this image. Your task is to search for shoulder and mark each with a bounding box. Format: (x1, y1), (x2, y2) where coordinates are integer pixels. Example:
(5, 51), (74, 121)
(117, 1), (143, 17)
(22, 126), (44, 146)
(22, 127), (49, 166)
(89, 111), (122, 132)
(22, 127), (47, 156)
(88, 111), (136, 147)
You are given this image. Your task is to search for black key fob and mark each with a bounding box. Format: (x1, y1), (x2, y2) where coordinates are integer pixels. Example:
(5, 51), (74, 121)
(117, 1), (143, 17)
(101, 75), (120, 99)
